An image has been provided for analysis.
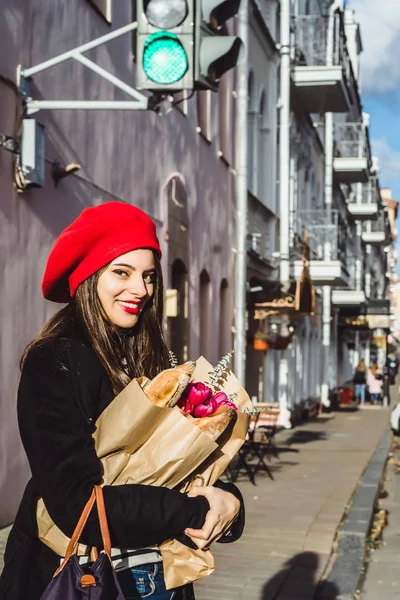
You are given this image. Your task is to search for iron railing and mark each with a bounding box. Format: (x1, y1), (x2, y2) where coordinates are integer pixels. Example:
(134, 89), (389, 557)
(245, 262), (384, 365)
(368, 211), (388, 233)
(291, 209), (352, 264)
(293, 12), (352, 79)
(360, 176), (380, 205)
(334, 122), (370, 161)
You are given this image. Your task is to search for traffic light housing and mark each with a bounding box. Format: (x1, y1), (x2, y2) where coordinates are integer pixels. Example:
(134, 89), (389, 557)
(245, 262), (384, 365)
(136, 0), (194, 91)
(195, 0), (243, 91)
(135, 0), (243, 92)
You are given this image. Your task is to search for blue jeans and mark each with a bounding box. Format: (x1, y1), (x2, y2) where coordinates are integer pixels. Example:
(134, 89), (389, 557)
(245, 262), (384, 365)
(354, 384), (366, 404)
(117, 562), (181, 600)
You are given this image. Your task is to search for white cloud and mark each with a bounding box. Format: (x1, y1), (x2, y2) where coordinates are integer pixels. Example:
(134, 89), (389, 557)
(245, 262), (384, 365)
(348, 0), (400, 93)
(371, 139), (400, 188)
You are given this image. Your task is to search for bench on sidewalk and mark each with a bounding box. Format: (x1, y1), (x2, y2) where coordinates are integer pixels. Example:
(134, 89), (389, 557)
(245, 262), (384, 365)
(226, 404), (280, 485)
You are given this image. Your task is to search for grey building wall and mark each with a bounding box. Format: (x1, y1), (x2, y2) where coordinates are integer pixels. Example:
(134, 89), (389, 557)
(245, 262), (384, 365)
(0, 0), (236, 524)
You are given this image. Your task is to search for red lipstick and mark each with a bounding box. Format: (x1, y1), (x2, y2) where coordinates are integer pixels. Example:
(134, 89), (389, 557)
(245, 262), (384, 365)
(118, 301), (140, 315)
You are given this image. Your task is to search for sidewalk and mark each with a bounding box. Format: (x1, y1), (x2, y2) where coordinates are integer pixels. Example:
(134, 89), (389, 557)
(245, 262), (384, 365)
(195, 407), (390, 600)
(361, 453), (400, 599)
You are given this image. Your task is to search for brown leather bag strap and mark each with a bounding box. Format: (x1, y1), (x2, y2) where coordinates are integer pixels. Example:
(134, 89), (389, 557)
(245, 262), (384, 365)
(94, 485), (112, 560)
(54, 488), (96, 577)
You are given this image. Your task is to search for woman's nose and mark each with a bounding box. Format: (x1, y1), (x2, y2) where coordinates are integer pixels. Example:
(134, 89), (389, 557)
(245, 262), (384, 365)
(127, 276), (148, 298)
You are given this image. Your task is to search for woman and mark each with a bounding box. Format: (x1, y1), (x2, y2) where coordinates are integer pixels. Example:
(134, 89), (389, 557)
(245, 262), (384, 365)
(367, 363), (383, 404)
(353, 360), (367, 404)
(0, 202), (244, 600)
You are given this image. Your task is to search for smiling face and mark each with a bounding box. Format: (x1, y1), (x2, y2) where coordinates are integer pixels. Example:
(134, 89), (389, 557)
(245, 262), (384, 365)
(97, 249), (156, 329)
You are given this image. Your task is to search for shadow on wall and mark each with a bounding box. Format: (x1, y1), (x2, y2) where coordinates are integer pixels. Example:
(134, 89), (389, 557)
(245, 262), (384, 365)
(260, 552), (339, 600)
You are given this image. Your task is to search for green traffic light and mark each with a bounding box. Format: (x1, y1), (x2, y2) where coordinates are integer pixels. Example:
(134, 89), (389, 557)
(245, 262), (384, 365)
(143, 32), (188, 85)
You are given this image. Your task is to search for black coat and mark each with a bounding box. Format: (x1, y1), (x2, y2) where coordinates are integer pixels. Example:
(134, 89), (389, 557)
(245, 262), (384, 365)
(0, 339), (244, 600)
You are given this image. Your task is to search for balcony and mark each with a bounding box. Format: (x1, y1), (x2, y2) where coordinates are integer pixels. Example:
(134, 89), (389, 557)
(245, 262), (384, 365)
(333, 123), (371, 184)
(331, 254), (366, 306)
(347, 177), (380, 221)
(292, 12), (354, 113)
(362, 211), (390, 246)
(291, 209), (351, 286)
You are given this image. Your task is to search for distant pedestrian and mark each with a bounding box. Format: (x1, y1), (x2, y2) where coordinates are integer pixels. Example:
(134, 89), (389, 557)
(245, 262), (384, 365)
(353, 359), (367, 404)
(367, 364), (383, 404)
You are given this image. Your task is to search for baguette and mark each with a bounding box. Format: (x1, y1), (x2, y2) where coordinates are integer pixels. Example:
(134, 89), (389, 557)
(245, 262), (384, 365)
(142, 361), (196, 408)
(194, 407), (237, 442)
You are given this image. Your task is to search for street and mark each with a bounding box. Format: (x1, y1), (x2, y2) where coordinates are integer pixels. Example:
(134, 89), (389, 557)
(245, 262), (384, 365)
(194, 406), (390, 599)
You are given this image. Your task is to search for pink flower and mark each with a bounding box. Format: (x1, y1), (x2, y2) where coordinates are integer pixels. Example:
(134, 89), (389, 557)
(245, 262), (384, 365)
(213, 391), (238, 411)
(194, 396), (217, 417)
(183, 382), (213, 406)
(177, 381), (213, 416)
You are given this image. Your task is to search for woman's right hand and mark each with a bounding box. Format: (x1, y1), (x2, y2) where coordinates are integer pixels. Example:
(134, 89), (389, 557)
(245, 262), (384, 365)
(183, 485), (240, 550)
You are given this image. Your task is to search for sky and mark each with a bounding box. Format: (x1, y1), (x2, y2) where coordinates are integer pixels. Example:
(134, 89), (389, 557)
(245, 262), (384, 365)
(348, 0), (400, 204)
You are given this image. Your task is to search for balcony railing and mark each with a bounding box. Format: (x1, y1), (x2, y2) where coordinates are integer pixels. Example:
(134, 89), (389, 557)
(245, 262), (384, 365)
(294, 13), (351, 76)
(333, 122), (371, 183)
(334, 123), (369, 159)
(292, 11), (358, 113)
(361, 177), (380, 204)
(291, 209), (350, 264)
(369, 212), (387, 233)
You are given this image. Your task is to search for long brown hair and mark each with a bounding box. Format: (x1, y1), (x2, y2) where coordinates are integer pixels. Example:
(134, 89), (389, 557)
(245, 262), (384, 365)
(357, 360), (366, 373)
(21, 251), (170, 394)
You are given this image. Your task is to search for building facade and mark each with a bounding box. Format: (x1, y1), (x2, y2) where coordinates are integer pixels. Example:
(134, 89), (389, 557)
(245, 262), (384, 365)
(0, 0), (237, 525)
(246, 0), (396, 420)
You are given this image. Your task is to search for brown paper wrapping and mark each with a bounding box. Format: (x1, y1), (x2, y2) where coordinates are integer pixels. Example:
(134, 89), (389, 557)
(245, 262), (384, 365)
(36, 357), (251, 589)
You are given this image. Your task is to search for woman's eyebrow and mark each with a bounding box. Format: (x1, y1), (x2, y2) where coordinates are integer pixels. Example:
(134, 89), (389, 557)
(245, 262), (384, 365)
(112, 262), (135, 270)
(112, 263), (155, 273)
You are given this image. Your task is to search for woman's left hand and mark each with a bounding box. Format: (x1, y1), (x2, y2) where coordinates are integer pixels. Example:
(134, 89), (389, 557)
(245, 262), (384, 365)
(183, 485), (240, 550)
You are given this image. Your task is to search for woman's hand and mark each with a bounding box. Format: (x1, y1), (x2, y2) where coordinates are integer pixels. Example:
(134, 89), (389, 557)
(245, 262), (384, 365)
(184, 485), (240, 550)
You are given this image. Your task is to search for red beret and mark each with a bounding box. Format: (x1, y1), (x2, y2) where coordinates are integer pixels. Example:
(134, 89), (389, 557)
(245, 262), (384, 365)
(42, 201), (161, 303)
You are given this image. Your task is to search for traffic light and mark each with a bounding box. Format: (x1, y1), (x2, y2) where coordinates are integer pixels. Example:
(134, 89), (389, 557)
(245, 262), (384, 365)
(136, 0), (194, 90)
(195, 0), (243, 91)
(135, 0), (243, 93)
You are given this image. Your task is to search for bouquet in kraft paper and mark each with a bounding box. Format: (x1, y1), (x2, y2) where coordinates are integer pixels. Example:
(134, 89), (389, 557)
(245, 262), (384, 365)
(36, 354), (252, 590)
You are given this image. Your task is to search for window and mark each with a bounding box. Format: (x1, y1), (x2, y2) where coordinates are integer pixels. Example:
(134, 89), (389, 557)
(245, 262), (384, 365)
(168, 260), (189, 363)
(199, 270), (212, 359)
(197, 91), (211, 142)
(87, 0), (112, 22)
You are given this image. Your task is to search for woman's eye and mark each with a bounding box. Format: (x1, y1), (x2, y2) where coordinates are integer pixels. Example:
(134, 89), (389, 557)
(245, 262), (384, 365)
(113, 269), (129, 277)
(144, 273), (156, 284)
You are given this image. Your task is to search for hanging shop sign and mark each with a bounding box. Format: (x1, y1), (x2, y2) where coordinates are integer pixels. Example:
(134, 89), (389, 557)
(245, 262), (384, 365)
(254, 239), (315, 321)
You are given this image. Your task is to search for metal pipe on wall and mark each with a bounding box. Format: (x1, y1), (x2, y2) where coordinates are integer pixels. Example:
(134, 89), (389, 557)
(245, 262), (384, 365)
(320, 0), (343, 407)
(321, 109), (333, 408)
(279, 0), (291, 288)
(234, 0), (249, 384)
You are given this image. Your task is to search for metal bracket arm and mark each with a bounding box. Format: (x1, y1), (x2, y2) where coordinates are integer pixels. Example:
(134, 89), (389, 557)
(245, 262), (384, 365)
(20, 21), (149, 113)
